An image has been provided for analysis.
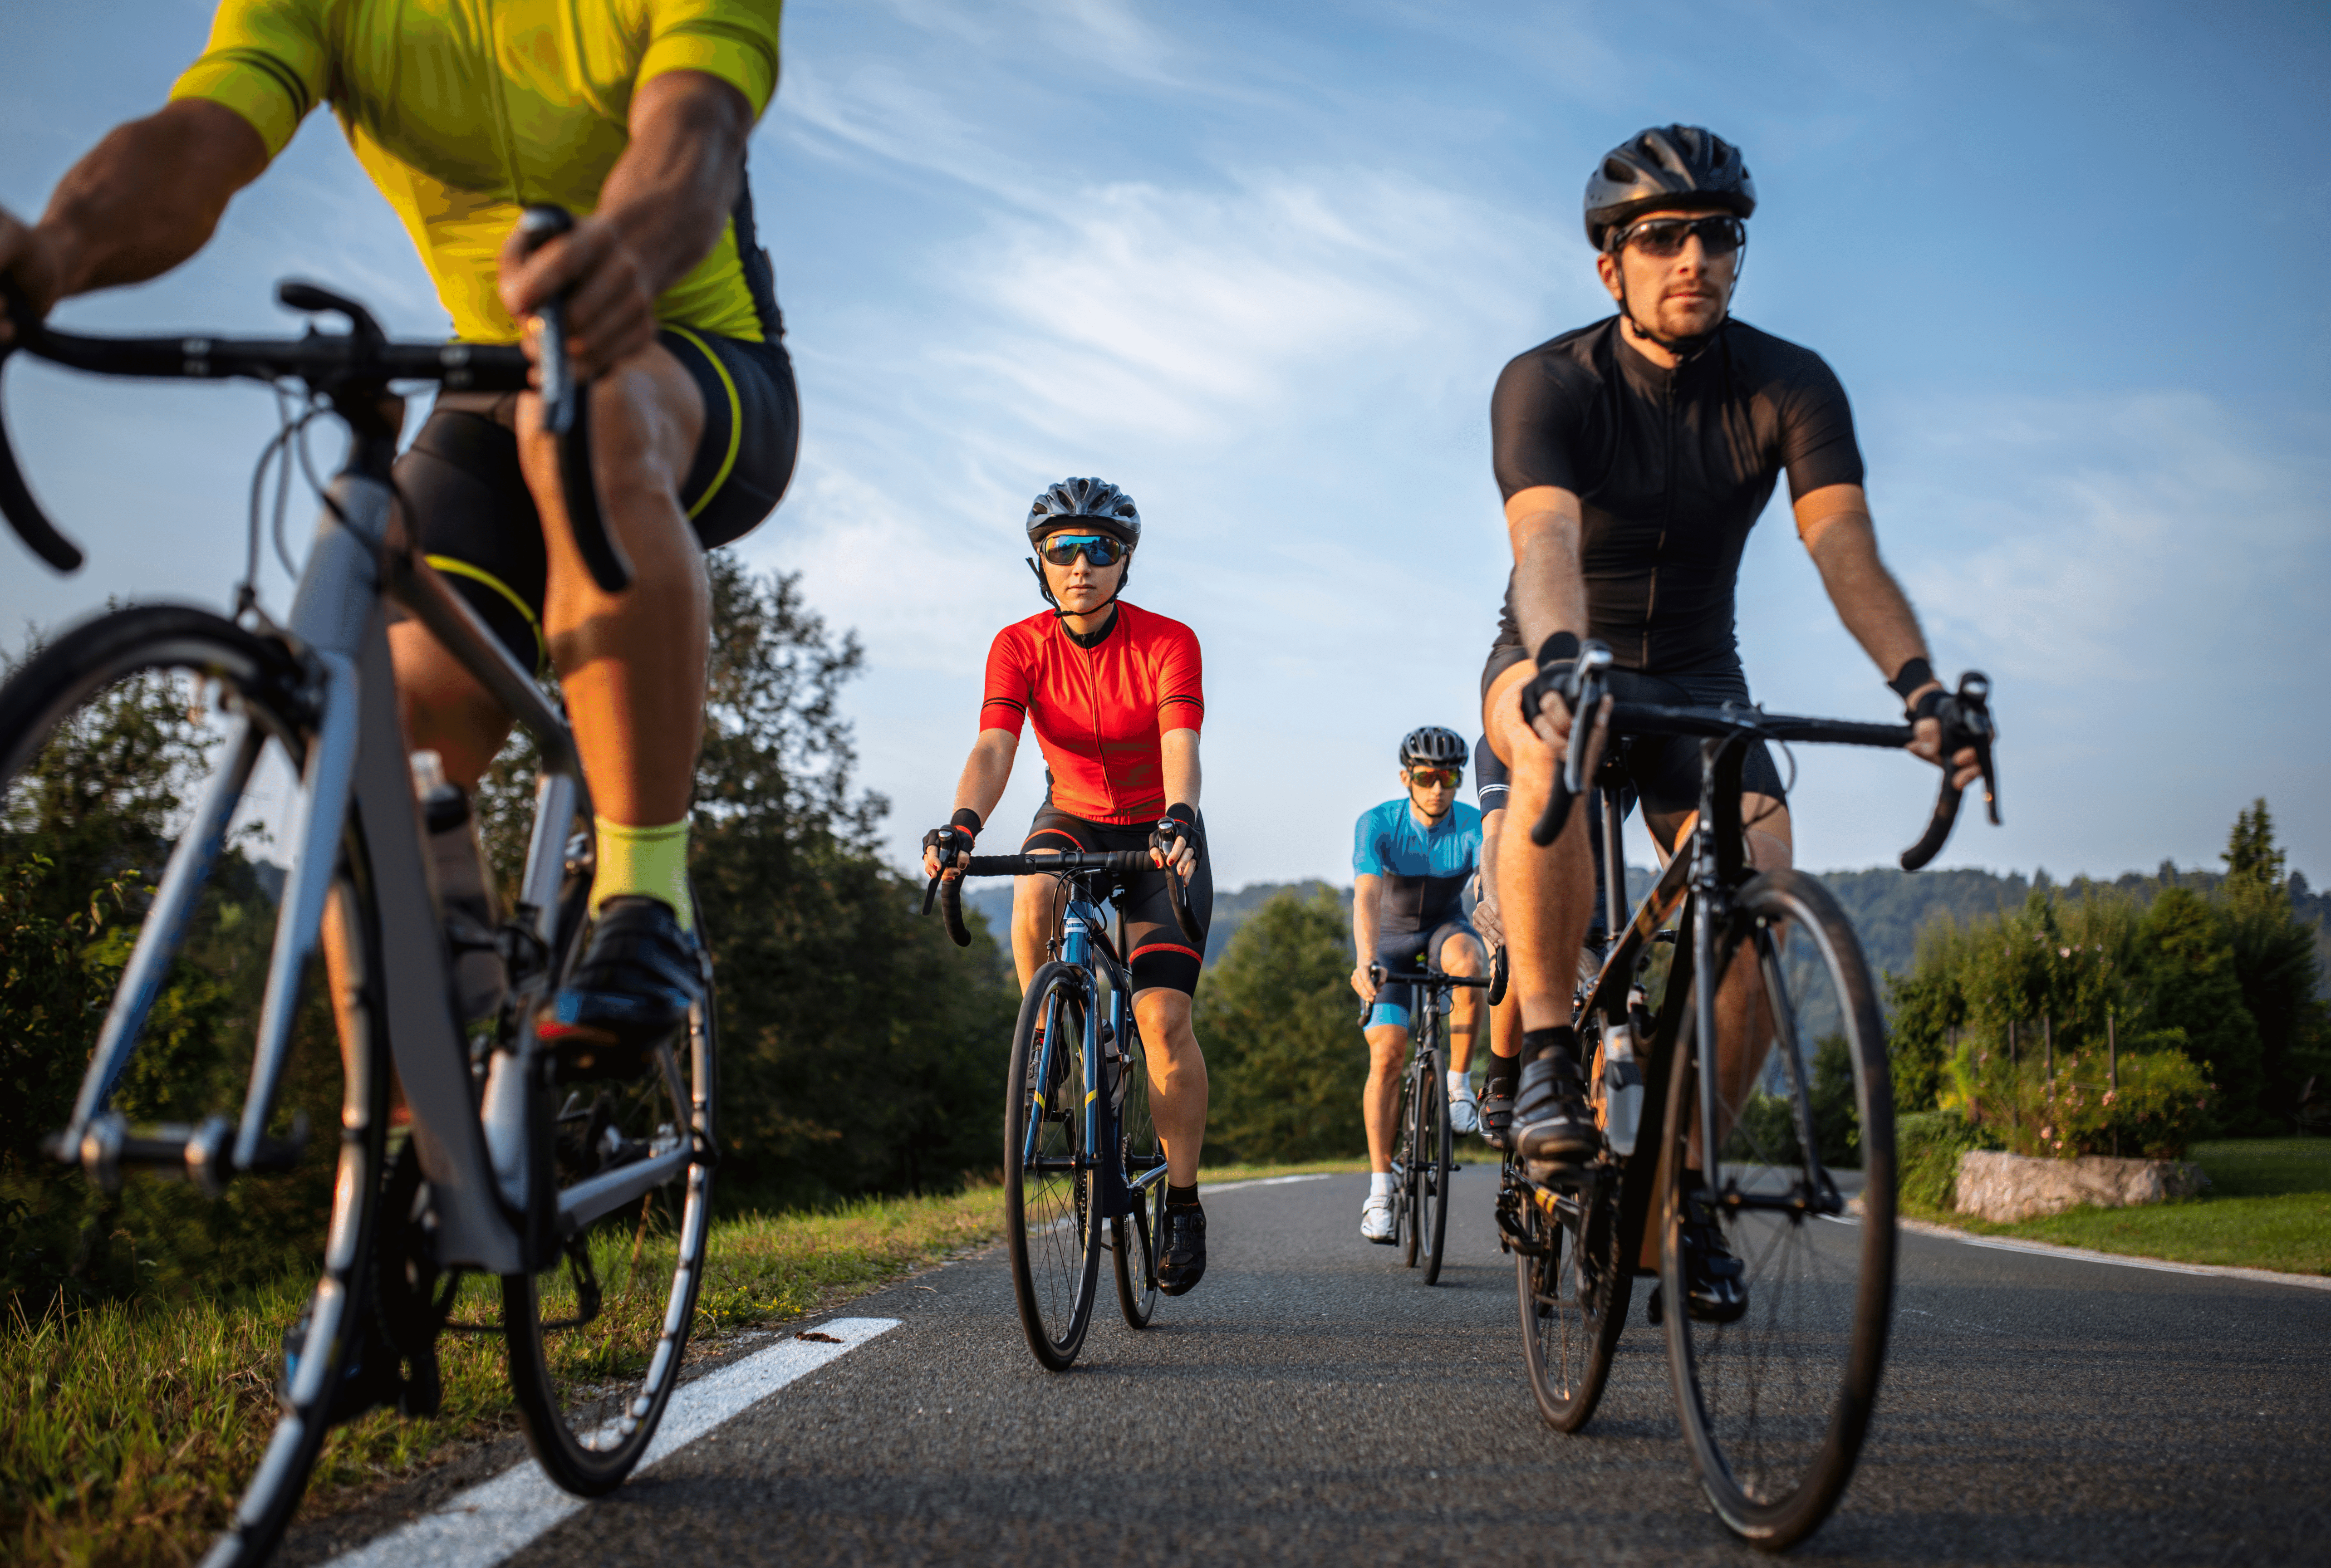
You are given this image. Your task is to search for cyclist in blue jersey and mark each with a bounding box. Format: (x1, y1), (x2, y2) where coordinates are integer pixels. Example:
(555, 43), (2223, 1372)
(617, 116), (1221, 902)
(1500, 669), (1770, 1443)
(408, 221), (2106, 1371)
(1350, 726), (1488, 1243)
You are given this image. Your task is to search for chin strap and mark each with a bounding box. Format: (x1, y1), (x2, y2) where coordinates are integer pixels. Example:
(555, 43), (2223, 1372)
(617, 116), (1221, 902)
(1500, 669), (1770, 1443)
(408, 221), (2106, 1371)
(1615, 273), (1725, 363)
(1026, 554), (1129, 624)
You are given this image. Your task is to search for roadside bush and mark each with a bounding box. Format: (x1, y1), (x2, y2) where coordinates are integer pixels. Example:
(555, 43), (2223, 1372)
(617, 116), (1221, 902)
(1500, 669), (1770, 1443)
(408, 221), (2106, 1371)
(1945, 1039), (2210, 1160)
(1897, 1109), (1999, 1211)
(1197, 888), (1364, 1163)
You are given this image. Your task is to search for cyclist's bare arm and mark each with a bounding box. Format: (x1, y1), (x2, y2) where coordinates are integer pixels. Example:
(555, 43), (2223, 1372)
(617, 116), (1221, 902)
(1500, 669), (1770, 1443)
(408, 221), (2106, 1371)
(1795, 483), (1982, 787)
(1504, 485), (1593, 753)
(1157, 726), (1200, 876)
(497, 69), (753, 379)
(0, 99), (265, 336)
(923, 728), (1019, 877)
(1350, 872), (1384, 1002)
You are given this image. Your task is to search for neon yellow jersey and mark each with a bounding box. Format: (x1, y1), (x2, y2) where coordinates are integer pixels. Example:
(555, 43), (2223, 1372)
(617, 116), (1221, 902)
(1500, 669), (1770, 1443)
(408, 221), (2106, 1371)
(171, 0), (782, 343)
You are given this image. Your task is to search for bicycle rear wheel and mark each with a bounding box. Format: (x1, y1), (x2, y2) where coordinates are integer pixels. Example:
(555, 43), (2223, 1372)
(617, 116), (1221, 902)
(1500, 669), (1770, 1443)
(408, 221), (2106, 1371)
(1418, 1039), (1453, 1284)
(505, 892), (719, 1494)
(1660, 869), (1897, 1549)
(1111, 1011), (1166, 1328)
(1515, 1176), (1630, 1430)
(1006, 960), (1101, 1369)
(0, 606), (391, 1566)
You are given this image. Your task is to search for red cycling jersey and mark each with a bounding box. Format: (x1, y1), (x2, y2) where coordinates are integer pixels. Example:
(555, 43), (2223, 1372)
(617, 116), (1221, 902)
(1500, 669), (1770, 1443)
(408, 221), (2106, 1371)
(980, 603), (1205, 824)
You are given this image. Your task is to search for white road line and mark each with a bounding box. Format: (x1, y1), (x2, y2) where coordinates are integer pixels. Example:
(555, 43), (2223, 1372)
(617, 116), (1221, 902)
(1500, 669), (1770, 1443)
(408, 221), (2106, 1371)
(1891, 1216), (2331, 1292)
(1204, 1173), (1335, 1194)
(322, 1316), (900, 1568)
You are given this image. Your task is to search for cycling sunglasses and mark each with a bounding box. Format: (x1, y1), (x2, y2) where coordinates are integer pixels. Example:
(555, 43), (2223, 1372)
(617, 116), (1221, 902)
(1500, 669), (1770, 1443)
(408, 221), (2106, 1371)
(1407, 766), (1463, 789)
(1039, 533), (1128, 568)
(1611, 214), (1746, 260)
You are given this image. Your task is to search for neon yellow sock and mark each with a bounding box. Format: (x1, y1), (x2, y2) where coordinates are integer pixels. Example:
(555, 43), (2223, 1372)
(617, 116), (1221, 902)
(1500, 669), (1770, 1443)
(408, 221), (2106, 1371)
(590, 816), (694, 931)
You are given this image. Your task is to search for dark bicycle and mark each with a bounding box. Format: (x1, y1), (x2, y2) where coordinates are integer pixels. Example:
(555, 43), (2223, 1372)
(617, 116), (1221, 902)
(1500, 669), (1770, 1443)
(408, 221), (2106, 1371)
(1494, 641), (1998, 1550)
(0, 216), (721, 1565)
(922, 833), (1201, 1370)
(1357, 959), (1496, 1284)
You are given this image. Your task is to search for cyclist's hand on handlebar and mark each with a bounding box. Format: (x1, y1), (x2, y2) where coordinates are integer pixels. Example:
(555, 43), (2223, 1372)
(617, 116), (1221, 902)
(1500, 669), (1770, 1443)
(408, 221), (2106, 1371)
(497, 213), (658, 381)
(1350, 965), (1378, 1004)
(1903, 682), (1989, 791)
(920, 823), (973, 881)
(1471, 872), (1507, 946)
(1150, 805), (1198, 878)
(0, 207), (63, 347)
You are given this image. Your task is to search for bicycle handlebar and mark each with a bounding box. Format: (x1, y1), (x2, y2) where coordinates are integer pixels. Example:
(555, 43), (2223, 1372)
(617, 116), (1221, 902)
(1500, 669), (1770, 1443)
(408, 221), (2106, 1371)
(1521, 641), (2000, 870)
(0, 208), (629, 593)
(1354, 959), (1493, 1028)
(919, 843), (1204, 951)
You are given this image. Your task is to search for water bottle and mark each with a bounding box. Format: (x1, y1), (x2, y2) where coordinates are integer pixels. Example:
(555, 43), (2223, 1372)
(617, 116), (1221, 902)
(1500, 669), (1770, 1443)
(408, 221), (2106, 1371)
(409, 750), (508, 1026)
(1601, 1019), (1645, 1156)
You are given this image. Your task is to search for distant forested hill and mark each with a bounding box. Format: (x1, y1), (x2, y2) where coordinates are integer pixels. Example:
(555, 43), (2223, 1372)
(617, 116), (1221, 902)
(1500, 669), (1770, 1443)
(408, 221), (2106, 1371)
(968, 862), (2330, 997)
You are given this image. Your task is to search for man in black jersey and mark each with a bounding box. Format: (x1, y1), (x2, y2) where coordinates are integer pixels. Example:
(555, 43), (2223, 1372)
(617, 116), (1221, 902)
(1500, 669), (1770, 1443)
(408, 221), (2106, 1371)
(1480, 126), (1982, 1320)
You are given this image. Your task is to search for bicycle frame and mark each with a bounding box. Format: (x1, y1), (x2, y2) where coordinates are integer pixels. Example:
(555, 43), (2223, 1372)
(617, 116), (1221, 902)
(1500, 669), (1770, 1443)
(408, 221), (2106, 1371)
(50, 438), (679, 1276)
(1023, 877), (1168, 1219)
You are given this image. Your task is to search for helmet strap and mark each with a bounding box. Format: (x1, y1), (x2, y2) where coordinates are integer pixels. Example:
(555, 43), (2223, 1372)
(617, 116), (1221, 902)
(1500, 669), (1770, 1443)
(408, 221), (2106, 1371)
(1611, 248), (1738, 364)
(1028, 554), (1131, 628)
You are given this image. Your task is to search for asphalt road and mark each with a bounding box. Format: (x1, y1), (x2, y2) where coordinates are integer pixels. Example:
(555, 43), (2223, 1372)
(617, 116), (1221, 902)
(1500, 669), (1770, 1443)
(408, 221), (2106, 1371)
(328, 1168), (2331, 1567)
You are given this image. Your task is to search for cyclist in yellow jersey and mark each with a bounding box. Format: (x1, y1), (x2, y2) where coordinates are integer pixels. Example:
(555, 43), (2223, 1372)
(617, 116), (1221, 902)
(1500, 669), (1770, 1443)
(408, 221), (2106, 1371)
(0, 0), (796, 1052)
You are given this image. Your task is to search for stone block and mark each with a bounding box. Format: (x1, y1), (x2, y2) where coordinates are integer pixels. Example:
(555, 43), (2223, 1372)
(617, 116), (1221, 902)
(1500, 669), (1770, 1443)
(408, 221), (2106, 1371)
(1953, 1149), (2208, 1225)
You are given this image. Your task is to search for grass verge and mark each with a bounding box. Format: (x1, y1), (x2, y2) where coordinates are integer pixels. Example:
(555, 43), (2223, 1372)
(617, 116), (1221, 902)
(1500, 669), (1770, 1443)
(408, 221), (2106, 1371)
(6, 1161), (1364, 1565)
(1901, 1137), (2331, 1277)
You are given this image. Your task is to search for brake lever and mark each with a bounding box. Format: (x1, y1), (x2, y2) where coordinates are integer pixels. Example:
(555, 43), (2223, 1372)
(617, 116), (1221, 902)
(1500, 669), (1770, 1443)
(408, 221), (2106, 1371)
(1531, 642), (1612, 847)
(515, 206), (632, 594)
(1898, 671), (1999, 870)
(919, 826), (962, 916)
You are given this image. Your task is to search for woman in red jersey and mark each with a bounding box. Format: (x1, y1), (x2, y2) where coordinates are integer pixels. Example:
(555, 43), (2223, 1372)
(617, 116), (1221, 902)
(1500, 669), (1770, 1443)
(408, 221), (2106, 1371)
(921, 477), (1214, 1295)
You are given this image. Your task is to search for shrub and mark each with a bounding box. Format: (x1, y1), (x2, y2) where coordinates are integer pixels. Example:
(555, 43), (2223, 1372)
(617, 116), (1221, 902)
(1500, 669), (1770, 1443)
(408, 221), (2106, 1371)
(1947, 1039), (2210, 1161)
(1897, 1109), (1999, 1211)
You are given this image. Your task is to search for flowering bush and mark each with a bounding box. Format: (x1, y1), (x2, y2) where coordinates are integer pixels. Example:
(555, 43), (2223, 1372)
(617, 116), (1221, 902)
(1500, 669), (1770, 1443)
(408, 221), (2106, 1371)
(1944, 1039), (2209, 1159)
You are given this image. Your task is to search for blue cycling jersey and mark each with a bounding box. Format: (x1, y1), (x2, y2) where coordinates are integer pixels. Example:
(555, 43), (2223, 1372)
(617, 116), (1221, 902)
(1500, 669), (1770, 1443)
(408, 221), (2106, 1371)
(1353, 798), (1482, 937)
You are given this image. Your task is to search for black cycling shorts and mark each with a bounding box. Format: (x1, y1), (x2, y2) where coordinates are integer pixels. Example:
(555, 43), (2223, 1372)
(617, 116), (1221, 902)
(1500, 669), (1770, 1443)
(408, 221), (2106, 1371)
(1366, 916), (1482, 1030)
(393, 324), (800, 671)
(1482, 642), (1786, 819)
(1022, 804), (1214, 996)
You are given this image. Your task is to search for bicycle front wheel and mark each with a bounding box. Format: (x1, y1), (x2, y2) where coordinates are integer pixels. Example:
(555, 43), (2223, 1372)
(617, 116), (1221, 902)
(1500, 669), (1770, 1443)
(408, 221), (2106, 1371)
(505, 899), (719, 1494)
(0, 605), (391, 1566)
(1111, 1012), (1167, 1328)
(1516, 1177), (1630, 1431)
(1418, 1042), (1453, 1284)
(1660, 869), (1897, 1549)
(1394, 1065), (1420, 1269)
(1006, 961), (1101, 1369)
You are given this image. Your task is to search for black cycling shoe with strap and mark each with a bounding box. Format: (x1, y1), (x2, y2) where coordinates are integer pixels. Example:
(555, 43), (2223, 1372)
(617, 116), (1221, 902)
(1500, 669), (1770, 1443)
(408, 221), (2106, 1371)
(1157, 1200), (1207, 1296)
(1478, 1080), (1517, 1150)
(1513, 1050), (1599, 1170)
(535, 895), (701, 1078)
(1645, 1183), (1749, 1325)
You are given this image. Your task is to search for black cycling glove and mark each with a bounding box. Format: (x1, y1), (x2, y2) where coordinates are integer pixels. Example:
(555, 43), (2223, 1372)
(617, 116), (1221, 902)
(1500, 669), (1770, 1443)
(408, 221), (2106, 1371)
(1518, 631), (1582, 726)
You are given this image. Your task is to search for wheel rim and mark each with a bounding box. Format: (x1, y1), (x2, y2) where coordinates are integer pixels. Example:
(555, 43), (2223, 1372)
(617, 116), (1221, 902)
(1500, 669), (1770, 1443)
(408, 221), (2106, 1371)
(1114, 1014), (1163, 1326)
(1011, 977), (1094, 1357)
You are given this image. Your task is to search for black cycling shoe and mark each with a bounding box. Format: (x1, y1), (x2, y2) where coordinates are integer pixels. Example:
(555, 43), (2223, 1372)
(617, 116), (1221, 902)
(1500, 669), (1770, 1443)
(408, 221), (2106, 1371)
(535, 896), (701, 1078)
(1513, 1053), (1599, 1168)
(1157, 1202), (1207, 1296)
(1646, 1193), (1749, 1325)
(1478, 1083), (1516, 1150)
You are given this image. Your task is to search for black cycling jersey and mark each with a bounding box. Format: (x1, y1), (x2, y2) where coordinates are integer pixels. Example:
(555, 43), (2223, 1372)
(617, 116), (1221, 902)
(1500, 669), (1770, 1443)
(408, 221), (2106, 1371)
(1475, 733), (1510, 814)
(1487, 316), (1864, 675)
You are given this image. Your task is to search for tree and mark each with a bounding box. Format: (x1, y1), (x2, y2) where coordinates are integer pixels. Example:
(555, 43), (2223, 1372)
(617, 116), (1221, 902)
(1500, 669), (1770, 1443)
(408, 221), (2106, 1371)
(2213, 800), (2328, 1132)
(1196, 888), (1364, 1164)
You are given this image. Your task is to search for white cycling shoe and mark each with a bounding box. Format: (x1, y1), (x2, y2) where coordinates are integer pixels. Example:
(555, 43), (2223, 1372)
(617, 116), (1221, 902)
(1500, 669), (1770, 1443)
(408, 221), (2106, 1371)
(1360, 1194), (1397, 1244)
(1448, 1085), (1481, 1136)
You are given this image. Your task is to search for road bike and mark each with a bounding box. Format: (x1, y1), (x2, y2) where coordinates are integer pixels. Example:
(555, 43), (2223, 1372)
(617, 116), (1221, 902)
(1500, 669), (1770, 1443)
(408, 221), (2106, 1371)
(923, 833), (1200, 1370)
(1494, 642), (1998, 1550)
(0, 218), (718, 1564)
(1356, 959), (1495, 1284)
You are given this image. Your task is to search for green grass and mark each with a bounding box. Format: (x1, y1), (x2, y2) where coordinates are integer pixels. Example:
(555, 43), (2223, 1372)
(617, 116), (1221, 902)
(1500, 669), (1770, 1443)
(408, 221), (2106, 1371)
(1904, 1137), (2331, 1277)
(5, 1161), (1358, 1565)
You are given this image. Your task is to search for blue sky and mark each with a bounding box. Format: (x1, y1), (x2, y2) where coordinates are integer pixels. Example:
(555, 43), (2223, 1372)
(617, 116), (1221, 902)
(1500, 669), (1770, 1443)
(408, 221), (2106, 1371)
(4, 0), (2327, 889)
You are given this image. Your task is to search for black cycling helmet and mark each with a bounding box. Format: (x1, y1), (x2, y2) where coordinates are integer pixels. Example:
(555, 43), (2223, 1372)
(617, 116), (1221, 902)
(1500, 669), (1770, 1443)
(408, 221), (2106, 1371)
(1026, 477), (1142, 550)
(1399, 726), (1469, 770)
(1584, 125), (1756, 252)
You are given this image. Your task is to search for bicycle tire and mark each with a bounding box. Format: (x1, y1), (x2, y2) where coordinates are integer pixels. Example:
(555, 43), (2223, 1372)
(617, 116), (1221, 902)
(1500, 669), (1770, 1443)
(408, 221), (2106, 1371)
(505, 886), (719, 1494)
(1395, 1061), (1419, 1269)
(1005, 960), (1101, 1369)
(1418, 1038), (1453, 1285)
(1515, 1177), (1630, 1431)
(1112, 1012), (1166, 1328)
(0, 606), (390, 1567)
(1659, 869), (1897, 1550)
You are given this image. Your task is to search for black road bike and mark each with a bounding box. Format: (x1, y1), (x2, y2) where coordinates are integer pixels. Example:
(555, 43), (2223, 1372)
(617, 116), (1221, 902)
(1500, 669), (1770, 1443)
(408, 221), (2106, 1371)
(1495, 642), (1998, 1550)
(0, 218), (719, 1564)
(923, 834), (1201, 1369)
(1358, 960), (1496, 1284)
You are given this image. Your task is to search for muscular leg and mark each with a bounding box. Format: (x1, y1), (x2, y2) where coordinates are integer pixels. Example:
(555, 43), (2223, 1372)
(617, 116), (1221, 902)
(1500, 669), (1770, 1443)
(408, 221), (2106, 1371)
(1009, 865), (1067, 990)
(1483, 659), (1598, 1033)
(1132, 987), (1207, 1187)
(1439, 930), (1487, 1074)
(1362, 1023), (1407, 1171)
(391, 343), (705, 813)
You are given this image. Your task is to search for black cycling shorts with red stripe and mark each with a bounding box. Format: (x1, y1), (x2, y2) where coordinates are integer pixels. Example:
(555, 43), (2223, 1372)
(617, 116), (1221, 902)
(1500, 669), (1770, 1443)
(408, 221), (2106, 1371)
(1022, 804), (1214, 995)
